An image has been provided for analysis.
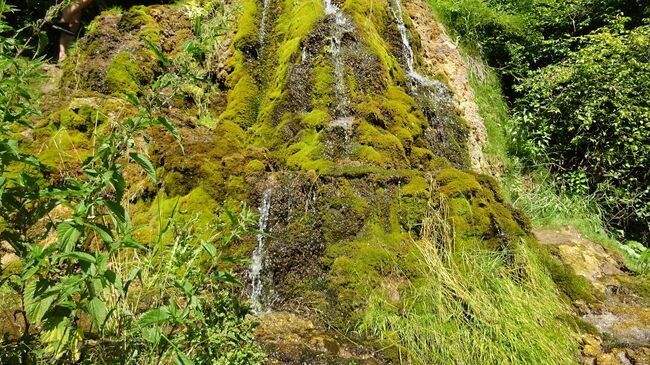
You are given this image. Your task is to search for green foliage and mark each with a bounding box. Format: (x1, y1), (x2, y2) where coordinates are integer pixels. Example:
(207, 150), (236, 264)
(512, 20), (649, 241)
(361, 198), (578, 364)
(0, 5), (264, 362)
(429, 0), (650, 242)
(172, 0), (235, 125)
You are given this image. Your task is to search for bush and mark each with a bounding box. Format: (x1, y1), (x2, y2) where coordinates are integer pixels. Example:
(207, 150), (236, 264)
(512, 20), (650, 241)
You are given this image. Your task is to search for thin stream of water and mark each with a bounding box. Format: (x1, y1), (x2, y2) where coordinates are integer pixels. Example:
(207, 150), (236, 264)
(259, 0), (271, 42)
(249, 189), (273, 313)
(323, 0), (351, 117)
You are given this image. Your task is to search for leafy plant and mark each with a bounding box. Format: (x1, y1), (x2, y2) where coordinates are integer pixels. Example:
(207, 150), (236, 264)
(512, 19), (649, 242)
(1, 3), (265, 362)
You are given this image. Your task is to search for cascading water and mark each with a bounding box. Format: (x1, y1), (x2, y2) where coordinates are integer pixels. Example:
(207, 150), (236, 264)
(249, 189), (273, 313)
(323, 0), (355, 143)
(259, 0), (271, 42)
(388, 0), (454, 118)
(389, 0), (415, 75)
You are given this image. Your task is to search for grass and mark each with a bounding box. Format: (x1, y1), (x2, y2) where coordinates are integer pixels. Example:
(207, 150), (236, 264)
(361, 198), (578, 364)
(432, 3), (646, 274)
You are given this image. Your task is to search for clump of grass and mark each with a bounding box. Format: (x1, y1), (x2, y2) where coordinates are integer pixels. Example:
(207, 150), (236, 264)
(361, 198), (579, 364)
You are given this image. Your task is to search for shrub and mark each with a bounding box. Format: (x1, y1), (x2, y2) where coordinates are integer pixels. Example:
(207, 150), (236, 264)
(512, 20), (650, 241)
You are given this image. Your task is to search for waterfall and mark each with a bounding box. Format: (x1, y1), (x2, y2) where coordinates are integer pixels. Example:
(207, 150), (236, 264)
(323, 0), (351, 118)
(388, 0), (453, 117)
(389, 0), (416, 75)
(259, 0), (271, 42)
(249, 188), (273, 313)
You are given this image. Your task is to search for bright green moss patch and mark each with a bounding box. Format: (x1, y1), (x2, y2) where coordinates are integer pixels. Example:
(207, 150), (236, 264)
(231, 0), (260, 51)
(37, 129), (92, 169)
(325, 222), (410, 324)
(285, 129), (334, 171)
(106, 52), (147, 95)
(400, 176), (428, 197)
(433, 168), (527, 250)
(301, 109), (329, 129)
(118, 5), (161, 43)
(132, 186), (220, 243)
(355, 121), (407, 168)
(311, 58), (335, 110)
(54, 105), (108, 133)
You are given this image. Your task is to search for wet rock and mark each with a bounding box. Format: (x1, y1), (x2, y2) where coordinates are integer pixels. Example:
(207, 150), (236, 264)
(536, 226), (650, 363)
(255, 312), (385, 364)
(405, 0), (488, 173)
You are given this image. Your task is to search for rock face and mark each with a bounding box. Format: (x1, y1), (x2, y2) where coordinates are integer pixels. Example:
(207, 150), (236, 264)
(536, 226), (650, 364)
(35, 0), (575, 363)
(404, 0), (487, 172)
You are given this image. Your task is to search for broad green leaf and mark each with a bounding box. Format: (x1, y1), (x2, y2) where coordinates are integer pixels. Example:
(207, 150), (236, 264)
(212, 271), (241, 286)
(125, 92), (140, 106)
(143, 38), (170, 66)
(86, 297), (107, 328)
(104, 270), (124, 297)
(173, 351), (196, 365)
(121, 237), (146, 250)
(139, 307), (169, 327)
(57, 222), (82, 253)
(61, 251), (96, 263)
(41, 315), (82, 361)
(142, 325), (162, 345)
(129, 152), (157, 184)
(156, 117), (183, 150)
(89, 223), (113, 248)
(103, 199), (128, 225)
(224, 208), (239, 226)
(201, 242), (217, 257)
(24, 279), (55, 324)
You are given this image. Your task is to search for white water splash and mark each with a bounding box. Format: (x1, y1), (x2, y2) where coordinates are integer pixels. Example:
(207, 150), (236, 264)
(389, 0), (415, 74)
(388, 0), (452, 112)
(259, 0), (271, 42)
(323, 0), (351, 117)
(249, 189), (273, 313)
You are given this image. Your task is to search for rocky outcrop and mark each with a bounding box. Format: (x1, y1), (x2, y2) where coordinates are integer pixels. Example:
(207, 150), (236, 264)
(405, 0), (488, 172)
(536, 226), (650, 365)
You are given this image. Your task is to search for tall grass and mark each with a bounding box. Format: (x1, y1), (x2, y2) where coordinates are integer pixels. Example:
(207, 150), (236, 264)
(361, 198), (579, 364)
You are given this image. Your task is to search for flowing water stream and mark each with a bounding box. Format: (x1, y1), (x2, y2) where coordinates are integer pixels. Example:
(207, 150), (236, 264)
(259, 0), (271, 42)
(388, 0), (454, 120)
(249, 189), (273, 313)
(323, 0), (355, 145)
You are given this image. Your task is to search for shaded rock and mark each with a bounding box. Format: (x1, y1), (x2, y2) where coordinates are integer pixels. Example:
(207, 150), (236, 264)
(255, 312), (385, 364)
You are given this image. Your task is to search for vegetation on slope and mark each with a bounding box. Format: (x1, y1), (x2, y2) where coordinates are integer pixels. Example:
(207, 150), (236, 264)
(428, 0), (650, 245)
(0, 2), (265, 363)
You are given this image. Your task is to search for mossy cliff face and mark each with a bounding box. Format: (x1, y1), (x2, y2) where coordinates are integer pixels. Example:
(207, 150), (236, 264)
(39, 0), (573, 362)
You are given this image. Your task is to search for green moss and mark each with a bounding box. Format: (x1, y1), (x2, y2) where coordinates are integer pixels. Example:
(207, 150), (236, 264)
(37, 129), (92, 169)
(301, 109), (329, 129)
(132, 186), (220, 243)
(533, 243), (600, 303)
(311, 56), (335, 110)
(325, 222), (409, 324)
(118, 5), (161, 43)
(400, 176), (429, 197)
(246, 159), (266, 173)
(213, 121), (246, 157)
(344, 0), (401, 84)
(256, 0), (323, 127)
(231, 0), (260, 51)
(286, 129), (334, 171)
(55, 105), (108, 133)
(433, 168), (528, 250)
(106, 52), (147, 95)
(355, 121), (407, 168)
